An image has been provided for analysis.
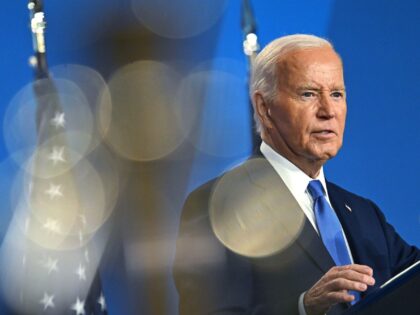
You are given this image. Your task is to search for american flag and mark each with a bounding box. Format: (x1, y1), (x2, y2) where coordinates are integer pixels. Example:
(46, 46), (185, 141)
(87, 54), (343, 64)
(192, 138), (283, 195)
(0, 75), (109, 315)
(0, 2), (109, 314)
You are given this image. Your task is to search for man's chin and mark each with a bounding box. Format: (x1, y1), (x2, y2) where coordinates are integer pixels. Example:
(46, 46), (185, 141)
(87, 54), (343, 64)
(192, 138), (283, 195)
(312, 143), (342, 160)
(310, 149), (340, 163)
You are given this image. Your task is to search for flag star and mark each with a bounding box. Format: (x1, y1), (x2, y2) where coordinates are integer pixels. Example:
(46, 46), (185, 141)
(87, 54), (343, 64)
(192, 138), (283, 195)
(24, 217), (30, 233)
(75, 263), (87, 281)
(84, 249), (90, 263)
(43, 218), (61, 234)
(71, 297), (85, 315)
(40, 292), (55, 310)
(45, 183), (64, 199)
(98, 292), (106, 311)
(50, 112), (66, 128)
(79, 214), (87, 226)
(44, 257), (59, 274)
(79, 230), (84, 244)
(48, 146), (66, 165)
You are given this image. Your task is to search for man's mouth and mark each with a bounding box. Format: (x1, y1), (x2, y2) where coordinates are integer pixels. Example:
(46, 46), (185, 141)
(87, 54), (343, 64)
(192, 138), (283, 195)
(312, 130), (336, 138)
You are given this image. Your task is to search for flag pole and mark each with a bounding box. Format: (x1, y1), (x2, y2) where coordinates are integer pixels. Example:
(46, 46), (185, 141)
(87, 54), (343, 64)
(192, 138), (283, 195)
(28, 0), (59, 136)
(241, 0), (260, 152)
(28, 0), (48, 80)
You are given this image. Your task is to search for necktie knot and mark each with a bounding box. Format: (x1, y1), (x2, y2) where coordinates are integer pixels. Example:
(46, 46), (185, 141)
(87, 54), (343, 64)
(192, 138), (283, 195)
(307, 180), (325, 200)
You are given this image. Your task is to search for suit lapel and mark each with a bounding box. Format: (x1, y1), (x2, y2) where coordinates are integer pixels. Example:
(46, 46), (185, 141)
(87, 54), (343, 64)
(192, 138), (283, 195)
(327, 182), (361, 259)
(245, 158), (335, 273)
(295, 219), (336, 273)
(327, 180), (373, 296)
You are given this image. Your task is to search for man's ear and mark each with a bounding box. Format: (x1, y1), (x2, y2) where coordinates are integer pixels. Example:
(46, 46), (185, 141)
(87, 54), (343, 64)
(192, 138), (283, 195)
(253, 92), (273, 130)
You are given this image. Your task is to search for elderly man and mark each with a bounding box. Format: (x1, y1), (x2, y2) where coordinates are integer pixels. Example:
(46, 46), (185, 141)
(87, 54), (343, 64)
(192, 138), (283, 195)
(173, 34), (420, 315)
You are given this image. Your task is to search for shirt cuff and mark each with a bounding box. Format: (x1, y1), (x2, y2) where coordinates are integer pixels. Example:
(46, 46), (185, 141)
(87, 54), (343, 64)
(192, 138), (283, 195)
(299, 292), (327, 315)
(298, 292), (308, 315)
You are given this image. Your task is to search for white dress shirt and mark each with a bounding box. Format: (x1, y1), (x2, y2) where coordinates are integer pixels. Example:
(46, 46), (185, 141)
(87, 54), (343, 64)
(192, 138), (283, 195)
(260, 141), (354, 315)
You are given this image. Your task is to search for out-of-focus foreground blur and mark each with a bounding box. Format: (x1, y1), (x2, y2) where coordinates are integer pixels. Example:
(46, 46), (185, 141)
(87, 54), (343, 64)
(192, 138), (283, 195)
(0, 1), (419, 314)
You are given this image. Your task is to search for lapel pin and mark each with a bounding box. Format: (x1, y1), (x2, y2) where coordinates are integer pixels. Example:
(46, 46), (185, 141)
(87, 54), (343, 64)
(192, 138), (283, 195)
(345, 204), (352, 212)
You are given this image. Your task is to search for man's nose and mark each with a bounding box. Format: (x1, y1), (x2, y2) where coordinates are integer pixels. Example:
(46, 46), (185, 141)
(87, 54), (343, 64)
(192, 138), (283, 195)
(317, 94), (335, 119)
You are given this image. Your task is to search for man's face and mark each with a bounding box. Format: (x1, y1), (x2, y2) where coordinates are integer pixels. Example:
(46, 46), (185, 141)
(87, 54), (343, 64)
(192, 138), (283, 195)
(261, 46), (347, 171)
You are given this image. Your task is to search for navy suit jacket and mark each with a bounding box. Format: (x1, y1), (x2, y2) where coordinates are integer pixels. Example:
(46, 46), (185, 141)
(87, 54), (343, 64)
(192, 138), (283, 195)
(173, 158), (419, 315)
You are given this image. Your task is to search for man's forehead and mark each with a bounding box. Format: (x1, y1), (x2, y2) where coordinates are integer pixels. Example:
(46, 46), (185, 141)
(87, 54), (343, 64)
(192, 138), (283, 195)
(276, 47), (344, 85)
(276, 46), (342, 70)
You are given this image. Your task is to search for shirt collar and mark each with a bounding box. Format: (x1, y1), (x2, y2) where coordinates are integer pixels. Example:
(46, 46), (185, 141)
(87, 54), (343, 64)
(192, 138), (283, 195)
(260, 141), (328, 196)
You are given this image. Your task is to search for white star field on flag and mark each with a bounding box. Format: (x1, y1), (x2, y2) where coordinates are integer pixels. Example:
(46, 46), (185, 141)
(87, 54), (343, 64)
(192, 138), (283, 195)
(76, 263), (87, 281)
(84, 249), (90, 263)
(39, 292), (55, 310)
(98, 292), (106, 312)
(43, 257), (59, 274)
(24, 217), (30, 233)
(48, 146), (66, 165)
(43, 218), (61, 234)
(50, 111), (66, 128)
(79, 214), (87, 226)
(79, 230), (84, 243)
(44, 183), (64, 199)
(71, 297), (85, 315)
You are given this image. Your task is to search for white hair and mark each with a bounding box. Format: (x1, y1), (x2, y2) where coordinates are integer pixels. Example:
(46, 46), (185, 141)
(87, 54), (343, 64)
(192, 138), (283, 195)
(250, 34), (334, 134)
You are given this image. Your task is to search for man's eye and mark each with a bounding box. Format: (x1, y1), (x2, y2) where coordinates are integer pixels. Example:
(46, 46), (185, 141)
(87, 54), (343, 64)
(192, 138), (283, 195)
(301, 91), (316, 98)
(331, 91), (344, 98)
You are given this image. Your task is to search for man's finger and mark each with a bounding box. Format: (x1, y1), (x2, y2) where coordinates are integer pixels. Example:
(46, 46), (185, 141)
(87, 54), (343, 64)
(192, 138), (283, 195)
(335, 269), (376, 286)
(324, 290), (355, 304)
(335, 264), (373, 276)
(325, 278), (369, 292)
(325, 265), (375, 286)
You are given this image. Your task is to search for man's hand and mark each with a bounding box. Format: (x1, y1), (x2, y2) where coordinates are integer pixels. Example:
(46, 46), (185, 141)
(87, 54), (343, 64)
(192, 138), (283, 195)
(303, 264), (375, 315)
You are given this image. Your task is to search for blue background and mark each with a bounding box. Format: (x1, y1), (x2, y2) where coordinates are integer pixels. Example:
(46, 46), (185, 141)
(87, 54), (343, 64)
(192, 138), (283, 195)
(0, 1), (419, 314)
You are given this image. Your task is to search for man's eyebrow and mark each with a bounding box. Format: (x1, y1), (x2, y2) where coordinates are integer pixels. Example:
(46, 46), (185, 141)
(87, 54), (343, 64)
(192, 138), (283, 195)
(296, 85), (321, 91)
(331, 86), (346, 91)
(296, 85), (346, 91)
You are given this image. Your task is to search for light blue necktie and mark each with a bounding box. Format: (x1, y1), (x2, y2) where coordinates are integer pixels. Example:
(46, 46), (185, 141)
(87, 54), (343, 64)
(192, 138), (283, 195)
(307, 180), (360, 303)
